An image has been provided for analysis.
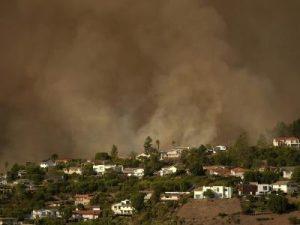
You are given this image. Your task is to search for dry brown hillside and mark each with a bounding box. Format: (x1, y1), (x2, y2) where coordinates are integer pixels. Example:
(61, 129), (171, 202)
(177, 198), (300, 225)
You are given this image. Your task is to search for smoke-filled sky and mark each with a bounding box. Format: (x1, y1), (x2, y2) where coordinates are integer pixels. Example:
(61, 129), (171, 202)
(0, 0), (300, 164)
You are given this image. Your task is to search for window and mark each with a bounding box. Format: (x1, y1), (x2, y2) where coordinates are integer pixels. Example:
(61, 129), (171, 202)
(263, 186), (268, 191)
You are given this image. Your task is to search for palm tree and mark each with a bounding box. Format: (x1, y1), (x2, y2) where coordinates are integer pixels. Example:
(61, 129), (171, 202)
(156, 139), (160, 151)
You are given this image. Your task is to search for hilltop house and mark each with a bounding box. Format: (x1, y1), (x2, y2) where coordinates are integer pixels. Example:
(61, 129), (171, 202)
(281, 167), (295, 179)
(160, 192), (190, 201)
(55, 158), (72, 164)
(93, 164), (123, 174)
(31, 209), (60, 219)
(159, 166), (177, 176)
(212, 145), (227, 153)
(111, 200), (135, 216)
(17, 170), (27, 178)
(204, 166), (230, 177)
(194, 186), (233, 199)
(0, 176), (7, 186)
(272, 181), (298, 194)
(63, 167), (83, 175)
(136, 153), (150, 161)
(74, 194), (93, 206)
(123, 168), (144, 178)
(72, 206), (101, 221)
(40, 160), (56, 168)
(273, 137), (300, 148)
(251, 183), (272, 195)
(160, 146), (191, 160)
(230, 167), (247, 179)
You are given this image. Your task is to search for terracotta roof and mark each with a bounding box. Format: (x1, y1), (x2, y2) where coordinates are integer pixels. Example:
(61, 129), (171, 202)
(274, 137), (299, 141)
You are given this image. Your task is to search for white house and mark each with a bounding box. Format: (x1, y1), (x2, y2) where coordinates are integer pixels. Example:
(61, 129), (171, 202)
(160, 192), (190, 201)
(194, 186), (233, 199)
(17, 170), (27, 178)
(159, 166), (177, 176)
(111, 200), (135, 216)
(160, 147), (191, 160)
(213, 145), (227, 153)
(93, 164), (123, 174)
(136, 153), (151, 161)
(31, 209), (60, 219)
(40, 160), (56, 169)
(0, 176), (7, 186)
(273, 137), (300, 148)
(281, 167), (294, 179)
(272, 181), (298, 194)
(253, 183), (272, 195)
(123, 168), (144, 178)
(63, 167), (83, 175)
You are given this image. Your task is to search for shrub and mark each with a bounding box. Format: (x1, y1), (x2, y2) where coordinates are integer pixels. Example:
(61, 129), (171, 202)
(267, 194), (289, 214)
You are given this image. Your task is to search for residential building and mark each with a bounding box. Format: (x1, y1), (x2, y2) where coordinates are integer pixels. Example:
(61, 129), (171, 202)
(194, 186), (233, 199)
(31, 209), (60, 219)
(160, 192), (190, 201)
(0, 218), (17, 225)
(17, 170), (27, 178)
(213, 145), (227, 153)
(123, 168), (144, 178)
(273, 137), (300, 148)
(73, 207), (101, 221)
(160, 146), (191, 160)
(204, 166), (230, 177)
(0, 177), (7, 186)
(281, 167), (295, 179)
(63, 167), (83, 175)
(93, 164), (123, 174)
(230, 167), (247, 179)
(237, 184), (257, 196)
(74, 194), (93, 206)
(140, 191), (153, 202)
(111, 200), (135, 216)
(159, 166), (177, 176)
(55, 158), (72, 164)
(40, 160), (56, 168)
(252, 183), (272, 195)
(136, 153), (150, 161)
(272, 181), (298, 194)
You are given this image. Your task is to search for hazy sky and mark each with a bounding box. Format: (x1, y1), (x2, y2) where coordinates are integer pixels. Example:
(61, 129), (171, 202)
(0, 0), (299, 164)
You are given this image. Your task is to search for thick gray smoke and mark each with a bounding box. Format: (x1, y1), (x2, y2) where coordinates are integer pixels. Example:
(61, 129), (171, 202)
(0, 0), (299, 164)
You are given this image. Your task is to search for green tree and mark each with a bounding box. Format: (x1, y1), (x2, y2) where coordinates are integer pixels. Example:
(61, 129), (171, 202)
(232, 132), (251, 167)
(292, 166), (300, 183)
(203, 189), (215, 199)
(131, 192), (145, 211)
(50, 153), (58, 161)
(267, 194), (288, 214)
(188, 160), (204, 176)
(110, 145), (118, 160)
(156, 139), (160, 151)
(291, 118), (300, 137)
(144, 136), (153, 154)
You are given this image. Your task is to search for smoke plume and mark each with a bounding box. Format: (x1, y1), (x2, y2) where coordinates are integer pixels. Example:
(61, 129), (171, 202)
(0, 0), (299, 164)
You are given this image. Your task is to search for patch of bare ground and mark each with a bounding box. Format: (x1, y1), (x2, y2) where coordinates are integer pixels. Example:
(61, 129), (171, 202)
(177, 198), (300, 225)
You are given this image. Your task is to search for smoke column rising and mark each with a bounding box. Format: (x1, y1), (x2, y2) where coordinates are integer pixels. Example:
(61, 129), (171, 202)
(0, 0), (299, 164)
